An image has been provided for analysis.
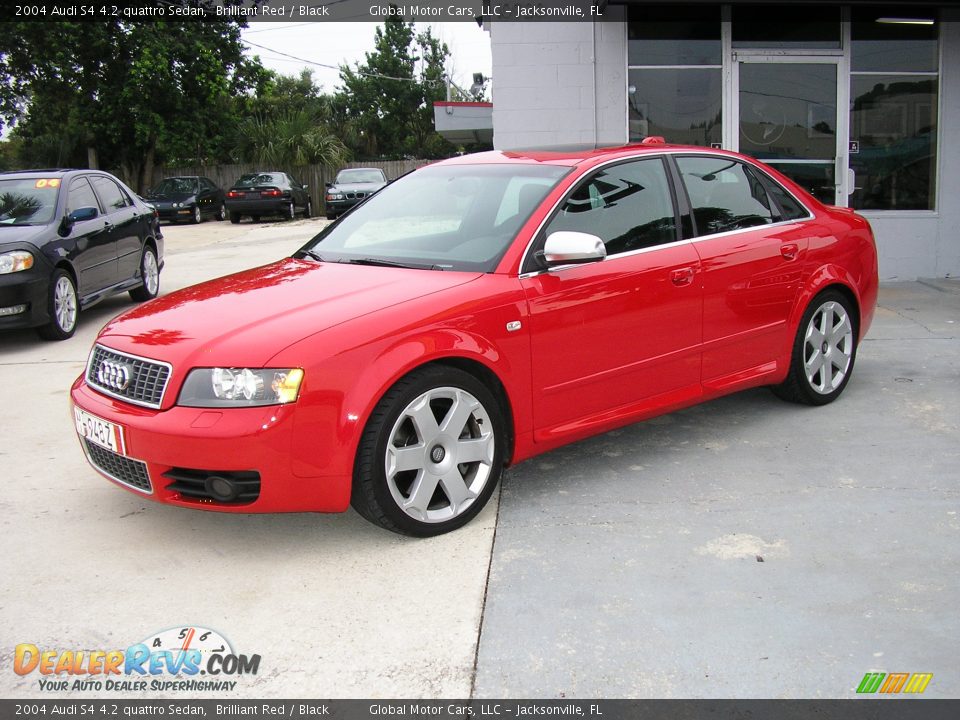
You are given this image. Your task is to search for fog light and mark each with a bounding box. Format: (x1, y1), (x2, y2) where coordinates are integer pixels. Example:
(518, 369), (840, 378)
(205, 475), (238, 502)
(0, 304), (27, 316)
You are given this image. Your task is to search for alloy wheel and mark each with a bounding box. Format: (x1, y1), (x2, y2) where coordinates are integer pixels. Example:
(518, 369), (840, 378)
(54, 275), (77, 333)
(803, 300), (853, 394)
(385, 386), (496, 524)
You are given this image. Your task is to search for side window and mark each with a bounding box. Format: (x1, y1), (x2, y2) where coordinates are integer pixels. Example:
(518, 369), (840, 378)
(758, 173), (809, 221)
(90, 176), (130, 211)
(676, 156), (775, 236)
(67, 178), (101, 215)
(202, 178), (216, 191)
(544, 158), (677, 257)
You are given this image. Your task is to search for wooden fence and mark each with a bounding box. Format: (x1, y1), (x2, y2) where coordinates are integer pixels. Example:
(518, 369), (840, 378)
(152, 159), (431, 211)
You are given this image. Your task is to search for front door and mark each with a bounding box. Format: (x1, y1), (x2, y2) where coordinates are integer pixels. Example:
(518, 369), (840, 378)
(734, 57), (846, 206)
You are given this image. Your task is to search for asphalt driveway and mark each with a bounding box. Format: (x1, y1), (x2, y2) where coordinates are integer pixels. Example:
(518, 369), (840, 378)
(0, 218), (956, 699)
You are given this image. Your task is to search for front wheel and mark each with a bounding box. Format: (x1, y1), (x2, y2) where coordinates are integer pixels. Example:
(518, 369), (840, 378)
(303, 199), (312, 218)
(351, 366), (505, 537)
(192, 205), (202, 224)
(129, 246), (160, 302)
(217, 204), (226, 221)
(773, 290), (857, 405)
(37, 269), (78, 341)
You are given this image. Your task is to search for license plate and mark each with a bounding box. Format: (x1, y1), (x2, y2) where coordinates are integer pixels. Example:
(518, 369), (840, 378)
(74, 407), (126, 456)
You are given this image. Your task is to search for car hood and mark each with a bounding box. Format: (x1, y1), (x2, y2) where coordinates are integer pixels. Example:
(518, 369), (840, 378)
(0, 224), (51, 247)
(96, 258), (482, 368)
(329, 182), (385, 192)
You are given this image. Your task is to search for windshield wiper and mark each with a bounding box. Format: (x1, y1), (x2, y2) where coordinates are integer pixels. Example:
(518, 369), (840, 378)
(298, 249), (325, 262)
(343, 257), (444, 271)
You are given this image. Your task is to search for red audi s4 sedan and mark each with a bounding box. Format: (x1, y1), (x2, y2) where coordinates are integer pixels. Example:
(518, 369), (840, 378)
(71, 143), (878, 536)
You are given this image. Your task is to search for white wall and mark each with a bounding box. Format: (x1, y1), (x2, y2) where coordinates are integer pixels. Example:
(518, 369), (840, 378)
(490, 8), (627, 149)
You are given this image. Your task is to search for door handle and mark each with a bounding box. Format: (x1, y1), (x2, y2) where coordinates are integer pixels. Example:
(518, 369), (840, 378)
(670, 267), (695, 286)
(780, 243), (798, 261)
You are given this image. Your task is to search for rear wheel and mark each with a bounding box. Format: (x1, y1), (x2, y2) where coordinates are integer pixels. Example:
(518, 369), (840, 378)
(229, 212), (240, 224)
(217, 204), (226, 221)
(251, 214), (261, 222)
(773, 290), (857, 405)
(37, 270), (78, 341)
(285, 202), (295, 220)
(303, 199), (312, 218)
(351, 366), (505, 537)
(129, 246), (160, 302)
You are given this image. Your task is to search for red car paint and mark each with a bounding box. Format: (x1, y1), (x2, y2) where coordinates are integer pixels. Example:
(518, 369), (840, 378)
(71, 144), (878, 514)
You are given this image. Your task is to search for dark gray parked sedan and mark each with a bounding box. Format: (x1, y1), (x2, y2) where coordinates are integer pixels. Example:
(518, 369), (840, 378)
(324, 167), (388, 219)
(225, 172), (312, 223)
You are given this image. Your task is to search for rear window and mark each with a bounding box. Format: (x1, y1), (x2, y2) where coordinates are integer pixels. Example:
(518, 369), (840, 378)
(235, 173), (283, 187)
(0, 177), (61, 225)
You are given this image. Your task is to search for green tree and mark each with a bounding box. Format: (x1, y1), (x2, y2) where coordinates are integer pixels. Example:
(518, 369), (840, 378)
(0, 16), (266, 189)
(332, 18), (455, 160)
(232, 110), (349, 169)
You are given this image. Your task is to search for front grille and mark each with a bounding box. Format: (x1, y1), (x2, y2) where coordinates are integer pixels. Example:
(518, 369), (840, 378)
(163, 468), (261, 505)
(87, 345), (171, 408)
(345, 192), (366, 200)
(84, 440), (152, 493)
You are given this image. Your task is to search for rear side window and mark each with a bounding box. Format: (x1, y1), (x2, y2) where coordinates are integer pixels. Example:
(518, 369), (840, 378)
(676, 156), (775, 236)
(67, 178), (100, 215)
(544, 157), (678, 257)
(759, 173), (809, 221)
(90, 176), (131, 211)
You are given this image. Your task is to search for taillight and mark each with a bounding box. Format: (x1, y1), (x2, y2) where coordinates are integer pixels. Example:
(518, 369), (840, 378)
(226, 190), (242, 198)
(260, 189), (283, 198)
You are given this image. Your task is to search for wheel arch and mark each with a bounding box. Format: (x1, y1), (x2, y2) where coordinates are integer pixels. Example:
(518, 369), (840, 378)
(792, 266), (863, 341)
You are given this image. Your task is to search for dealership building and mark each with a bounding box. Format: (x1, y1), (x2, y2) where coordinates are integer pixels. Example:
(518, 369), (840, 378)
(483, 3), (958, 279)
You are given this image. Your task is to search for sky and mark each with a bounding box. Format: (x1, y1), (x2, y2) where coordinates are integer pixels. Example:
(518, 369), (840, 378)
(239, 21), (493, 96)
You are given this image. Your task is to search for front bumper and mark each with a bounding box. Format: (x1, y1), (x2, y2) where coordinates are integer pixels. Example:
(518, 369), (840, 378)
(70, 377), (352, 513)
(154, 204), (196, 222)
(0, 265), (51, 330)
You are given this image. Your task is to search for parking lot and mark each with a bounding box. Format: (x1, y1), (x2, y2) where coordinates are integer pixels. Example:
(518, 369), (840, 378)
(1, 218), (957, 699)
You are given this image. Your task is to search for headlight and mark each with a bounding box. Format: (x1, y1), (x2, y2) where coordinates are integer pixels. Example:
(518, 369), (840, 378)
(0, 251), (34, 274)
(172, 202), (181, 208)
(326, 193), (343, 200)
(179, 368), (305, 407)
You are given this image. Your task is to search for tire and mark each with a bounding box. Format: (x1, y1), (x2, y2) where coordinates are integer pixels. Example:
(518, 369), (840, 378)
(326, 212), (337, 221)
(37, 269), (79, 341)
(351, 365), (505, 537)
(129, 246), (160, 302)
(251, 214), (261, 222)
(192, 206), (202, 224)
(303, 200), (312, 219)
(284, 202), (295, 221)
(773, 290), (858, 406)
(217, 204), (226, 221)
(229, 212), (240, 224)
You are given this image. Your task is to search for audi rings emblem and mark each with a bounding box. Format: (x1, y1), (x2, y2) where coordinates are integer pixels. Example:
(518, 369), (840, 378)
(97, 360), (133, 391)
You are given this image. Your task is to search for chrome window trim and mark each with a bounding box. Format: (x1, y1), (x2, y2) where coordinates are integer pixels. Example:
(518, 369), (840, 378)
(86, 343), (173, 410)
(516, 149), (815, 278)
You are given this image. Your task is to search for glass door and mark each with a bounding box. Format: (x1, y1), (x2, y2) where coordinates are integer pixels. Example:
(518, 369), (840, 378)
(734, 57), (845, 206)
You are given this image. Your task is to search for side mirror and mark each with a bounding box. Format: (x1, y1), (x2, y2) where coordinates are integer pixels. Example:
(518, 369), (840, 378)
(325, 182), (333, 189)
(302, 184), (309, 191)
(69, 206), (99, 222)
(58, 206), (98, 236)
(542, 231), (607, 267)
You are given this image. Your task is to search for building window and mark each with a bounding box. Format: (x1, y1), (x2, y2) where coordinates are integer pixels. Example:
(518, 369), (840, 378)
(849, 9), (939, 211)
(628, 5), (722, 146)
(732, 5), (841, 49)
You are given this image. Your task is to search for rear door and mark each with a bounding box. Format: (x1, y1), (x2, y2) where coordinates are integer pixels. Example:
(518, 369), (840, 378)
(673, 155), (811, 387)
(521, 157), (703, 442)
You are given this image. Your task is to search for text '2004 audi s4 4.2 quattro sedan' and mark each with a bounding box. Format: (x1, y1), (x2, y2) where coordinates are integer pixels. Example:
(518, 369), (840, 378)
(71, 142), (878, 536)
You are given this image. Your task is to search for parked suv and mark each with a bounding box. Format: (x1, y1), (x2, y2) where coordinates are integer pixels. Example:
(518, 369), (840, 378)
(0, 169), (164, 340)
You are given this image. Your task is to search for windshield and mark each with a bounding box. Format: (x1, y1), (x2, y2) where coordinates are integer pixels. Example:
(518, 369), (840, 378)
(152, 177), (198, 195)
(299, 163), (570, 272)
(0, 178), (60, 226)
(235, 173), (283, 188)
(335, 169), (386, 184)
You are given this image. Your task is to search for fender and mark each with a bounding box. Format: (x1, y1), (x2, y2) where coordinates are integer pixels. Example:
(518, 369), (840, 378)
(280, 315), (532, 485)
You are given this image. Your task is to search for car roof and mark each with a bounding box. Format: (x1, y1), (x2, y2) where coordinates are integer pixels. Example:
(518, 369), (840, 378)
(433, 141), (739, 169)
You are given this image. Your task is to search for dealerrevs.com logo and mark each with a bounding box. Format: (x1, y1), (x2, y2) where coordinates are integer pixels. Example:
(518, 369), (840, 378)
(14, 626), (261, 693)
(856, 672), (933, 694)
